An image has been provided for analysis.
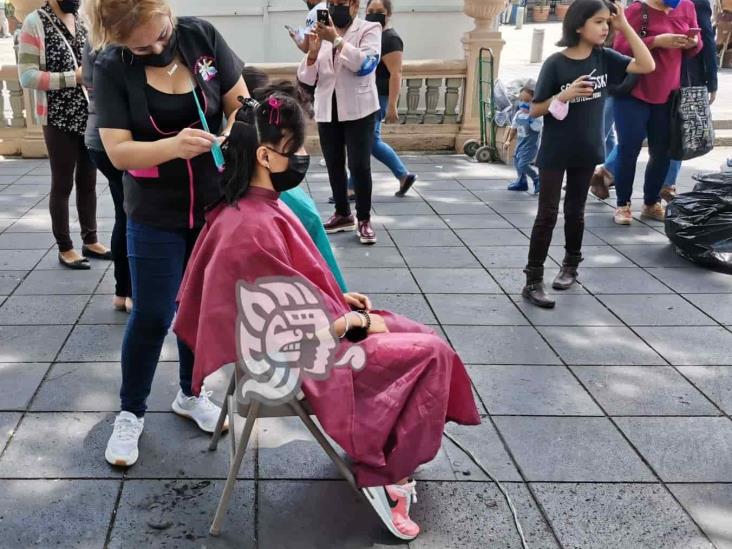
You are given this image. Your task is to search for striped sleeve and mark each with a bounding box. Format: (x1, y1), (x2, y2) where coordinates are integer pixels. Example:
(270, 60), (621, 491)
(18, 12), (77, 91)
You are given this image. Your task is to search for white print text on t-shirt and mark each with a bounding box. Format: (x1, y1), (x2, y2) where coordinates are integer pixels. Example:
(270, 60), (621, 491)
(560, 73), (607, 104)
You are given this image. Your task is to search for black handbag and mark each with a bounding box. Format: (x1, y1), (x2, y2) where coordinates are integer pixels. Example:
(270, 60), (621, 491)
(609, 2), (648, 96)
(668, 77), (715, 160)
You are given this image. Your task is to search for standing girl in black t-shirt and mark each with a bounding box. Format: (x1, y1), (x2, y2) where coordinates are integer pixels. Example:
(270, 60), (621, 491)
(522, 0), (654, 308)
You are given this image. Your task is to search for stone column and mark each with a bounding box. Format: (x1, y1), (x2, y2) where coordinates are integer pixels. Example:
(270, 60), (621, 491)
(13, 0), (47, 158)
(455, 0), (508, 153)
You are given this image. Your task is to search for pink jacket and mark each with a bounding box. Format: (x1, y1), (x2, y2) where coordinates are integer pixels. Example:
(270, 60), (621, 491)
(298, 17), (382, 123)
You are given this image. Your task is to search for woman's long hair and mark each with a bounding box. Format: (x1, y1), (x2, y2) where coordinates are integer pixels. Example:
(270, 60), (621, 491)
(221, 86), (306, 205)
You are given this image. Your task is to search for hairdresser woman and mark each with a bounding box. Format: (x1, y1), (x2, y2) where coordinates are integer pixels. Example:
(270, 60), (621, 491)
(84, 0), (249, 467)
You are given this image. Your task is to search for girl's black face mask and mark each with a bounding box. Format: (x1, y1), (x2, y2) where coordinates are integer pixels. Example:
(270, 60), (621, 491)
(138, 27), (179, 67)
(267, 149), (310, 192)
(365, 13), (387, 27)
(58, 0), (81, 14)
(329, 4), (353, 28)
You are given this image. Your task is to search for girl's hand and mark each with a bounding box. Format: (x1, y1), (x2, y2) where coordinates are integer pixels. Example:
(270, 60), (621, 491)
(344, 292), (372, 311)
(610, 1), (631, 30)
(175, 128), (216, 160)
(316, 21), (338, 43)
(366, 312), (389, 334)
(653, 33), (689, 49)
(503, 140), (512, 151)
(557, 75), (595, 103)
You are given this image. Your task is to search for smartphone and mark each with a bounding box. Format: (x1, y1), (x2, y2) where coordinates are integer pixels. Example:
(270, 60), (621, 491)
(686, 27), (701, 37)
(317, 9), (330, 25)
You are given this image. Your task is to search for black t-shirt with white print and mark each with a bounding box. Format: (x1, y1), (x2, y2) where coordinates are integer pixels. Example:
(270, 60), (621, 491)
(533, 47), (631, 170)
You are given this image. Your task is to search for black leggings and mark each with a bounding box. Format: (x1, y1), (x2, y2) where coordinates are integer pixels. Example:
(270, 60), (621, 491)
(527, 166), (596, 269)
(88, 148), (131, 299)
(42, 125), (98, 253)
(318, 112), (376, 221)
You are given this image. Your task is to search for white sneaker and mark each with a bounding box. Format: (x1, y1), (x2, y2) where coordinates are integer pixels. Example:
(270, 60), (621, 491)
(171, 388), (228, 433)
(105, 411), (144, 467)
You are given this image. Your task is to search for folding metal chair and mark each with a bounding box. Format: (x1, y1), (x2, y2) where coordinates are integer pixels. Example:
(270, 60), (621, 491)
(207, 366), (360, 536)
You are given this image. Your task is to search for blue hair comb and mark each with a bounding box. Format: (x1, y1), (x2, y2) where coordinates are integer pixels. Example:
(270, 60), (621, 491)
(191, 83), (225, 173)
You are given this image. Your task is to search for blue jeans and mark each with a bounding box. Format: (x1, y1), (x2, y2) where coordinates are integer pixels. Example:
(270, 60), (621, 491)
(603, 97), (616, 159)
(120, 220), (199, 416)
(664, 159), (682, 187)
(348, 95), (408, 190)
(613, 95), (672, 207)
(513, 142), (539, 187)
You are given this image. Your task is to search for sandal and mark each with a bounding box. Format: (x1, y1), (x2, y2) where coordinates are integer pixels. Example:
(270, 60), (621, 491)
(82, 245), (113, 260)
(58, 253), (91, 270)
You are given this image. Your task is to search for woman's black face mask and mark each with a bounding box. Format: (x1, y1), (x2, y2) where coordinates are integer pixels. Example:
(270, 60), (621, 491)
(138, 27), (179, 67)
(329, 4), (353, 28)
(365, 13), (387, 27)
(58, 0), (81, 14)
(266, 148), (310, 192)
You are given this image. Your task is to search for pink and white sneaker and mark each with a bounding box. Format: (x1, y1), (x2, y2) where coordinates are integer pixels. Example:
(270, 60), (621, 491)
(362, 480), (420, 540)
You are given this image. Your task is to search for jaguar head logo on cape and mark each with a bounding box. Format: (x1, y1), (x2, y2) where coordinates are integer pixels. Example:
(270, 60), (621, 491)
(236, 277), (366, 406)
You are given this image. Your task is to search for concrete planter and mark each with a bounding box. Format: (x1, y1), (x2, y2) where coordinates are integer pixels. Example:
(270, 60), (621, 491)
(555, 3), (571, 20)
(464, 0), (508, 32)
(531, 5), (551, 22)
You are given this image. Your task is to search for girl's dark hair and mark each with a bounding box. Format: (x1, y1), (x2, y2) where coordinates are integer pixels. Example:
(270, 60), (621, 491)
(242, 66), (315, 118)
(367, 0), (393, 15)
(556, 0), (616, 47)
(220, 86), (306, 205)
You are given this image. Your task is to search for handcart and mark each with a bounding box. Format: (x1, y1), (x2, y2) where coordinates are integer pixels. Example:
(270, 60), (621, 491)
(463, 47), (500, 163)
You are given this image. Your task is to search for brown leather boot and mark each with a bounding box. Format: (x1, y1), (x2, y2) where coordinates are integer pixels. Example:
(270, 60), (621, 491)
(553, 254), (583, 290)
(522, 267), (555, 309)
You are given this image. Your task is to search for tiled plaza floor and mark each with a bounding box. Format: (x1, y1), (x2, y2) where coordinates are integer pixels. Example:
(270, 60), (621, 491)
(0, 151), (731, 548)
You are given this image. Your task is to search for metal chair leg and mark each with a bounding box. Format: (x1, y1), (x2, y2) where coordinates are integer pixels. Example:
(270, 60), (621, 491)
(289, 400), (360, 495)
(209, 372), (235, 451)
(209, 400), (260, 536)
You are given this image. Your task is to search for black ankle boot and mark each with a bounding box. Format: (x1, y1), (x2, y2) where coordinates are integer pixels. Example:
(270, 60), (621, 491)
(522, 267), (555, 309)
(552, 254), (583, 290)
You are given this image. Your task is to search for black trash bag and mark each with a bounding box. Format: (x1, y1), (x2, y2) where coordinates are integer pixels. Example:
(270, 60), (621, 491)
(664, 172), (732, 271)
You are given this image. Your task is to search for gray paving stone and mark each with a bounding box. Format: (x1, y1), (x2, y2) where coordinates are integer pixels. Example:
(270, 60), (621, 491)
(0, 249), (46, 270)
(572, 365), (720, 416)
(442, 214), (513, 229)
(489, 268), (589, 295)
(486, 200), (540, 214)
(468, 364), (602, 415)
(473, 245), (556, 268)
(442, 421), (522, 481)
(512, 294), (622, 326)
(341, 268), (418, 293)
(548, 245), (635, 267)
(409, 482), (559, 549)
(14, 268), (105, 295)
(388, 229), (463, 247)
(372, 201), (435, 216)
(473, 189), (539, 202)
(538, 326), (666, 365)
(0, 480), (119, 549)
(372, 214), (447, 230)
(597, 294), (716, 326)
(0, 271), (28, 294)
(258, 480), (401, 548)
(0, 164), (37, 176)
(445, 326), (561, 365)
(455, 228), (530, 246)
(0, 362), (49, 410)
(0, 412), (122, 478)
(419, 189), (479, 203)
(369, 293), (436, 324)
(647, 267), (732, 293)
(57, 324), (179, 363)
(331, 246), (406, 268)
(3, 214), (54, 232)
(412, 445), (457, 481)
(108, 479), (256, 549)
(634, 326), (732, 365)
(527, 226), (607, 248)
(0, 413), (20, 452)
(431, 201), (494, 215)
(428, 294), (527, 325)
(327, 229), (395, 248)
(459, 178), (514, 190)
(678, 366), (732, 414)
(0, 294), (88, 325)
(78, 294), (130, 324)
(589, 226), (669, 245)
(126, 412), (255, 479)
(400, 246), (481, 268)
(616, 417), (732, 482)
(0, 232), (54, 250)
(0, 325), (71, 362)
(614, 244), (692, 267)
(576, 267), (673, 294)
(683, 293), (732, 324)
(531, 483), (714, 549)
(668, 484), (732, 549)
(412, 268), (502, 294)
(493, 417), (654, 481)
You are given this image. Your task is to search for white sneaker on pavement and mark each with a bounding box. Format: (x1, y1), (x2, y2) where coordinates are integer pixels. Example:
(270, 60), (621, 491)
(105, 411), (144, 467)
(171, 388), (228, 433)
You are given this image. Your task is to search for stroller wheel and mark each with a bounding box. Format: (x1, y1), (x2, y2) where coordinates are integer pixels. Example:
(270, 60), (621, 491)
(463, 139), (480, 157)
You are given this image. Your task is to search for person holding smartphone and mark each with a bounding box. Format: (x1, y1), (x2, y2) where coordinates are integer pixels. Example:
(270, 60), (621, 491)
(298, 0), (382, 245)
(287, 0), (327, 54)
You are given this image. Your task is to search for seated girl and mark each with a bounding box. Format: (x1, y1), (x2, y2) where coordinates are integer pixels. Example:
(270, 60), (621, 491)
(174, 88), (480, 541)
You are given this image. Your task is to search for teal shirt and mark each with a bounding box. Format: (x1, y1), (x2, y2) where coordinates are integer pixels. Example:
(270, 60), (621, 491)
(280, 187), (349, 292)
